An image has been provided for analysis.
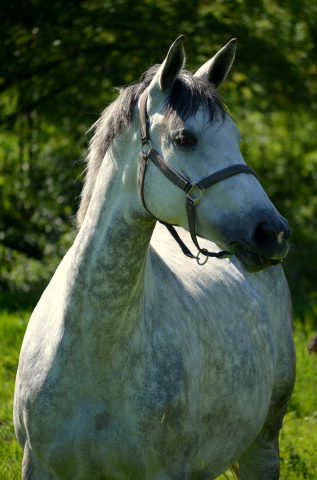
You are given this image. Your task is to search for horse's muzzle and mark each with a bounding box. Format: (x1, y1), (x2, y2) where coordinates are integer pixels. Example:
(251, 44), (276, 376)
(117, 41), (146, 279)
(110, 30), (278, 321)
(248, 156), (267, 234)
(232, 219), (290, 273)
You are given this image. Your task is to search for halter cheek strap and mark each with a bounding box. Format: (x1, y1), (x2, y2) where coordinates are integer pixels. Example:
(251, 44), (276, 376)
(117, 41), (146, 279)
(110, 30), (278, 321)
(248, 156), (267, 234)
(138, 88), (258, 265)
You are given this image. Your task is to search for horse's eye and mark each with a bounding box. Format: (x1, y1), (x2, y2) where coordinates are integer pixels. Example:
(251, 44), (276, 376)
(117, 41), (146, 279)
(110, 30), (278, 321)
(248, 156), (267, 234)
(174, 135), (195, 148)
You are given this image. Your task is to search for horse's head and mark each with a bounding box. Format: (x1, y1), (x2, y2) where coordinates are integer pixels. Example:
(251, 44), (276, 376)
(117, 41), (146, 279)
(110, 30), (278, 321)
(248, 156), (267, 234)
(139, 36), (290, 273)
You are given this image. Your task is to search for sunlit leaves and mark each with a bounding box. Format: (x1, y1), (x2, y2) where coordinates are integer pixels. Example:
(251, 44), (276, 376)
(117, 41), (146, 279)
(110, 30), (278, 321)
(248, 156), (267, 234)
(1, 0), (317, 302)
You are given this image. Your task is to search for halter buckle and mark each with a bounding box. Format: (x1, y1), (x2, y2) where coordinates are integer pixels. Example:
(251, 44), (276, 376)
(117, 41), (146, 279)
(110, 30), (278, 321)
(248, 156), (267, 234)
(186, 183), (205, 206)
(141, 140), (152, 155)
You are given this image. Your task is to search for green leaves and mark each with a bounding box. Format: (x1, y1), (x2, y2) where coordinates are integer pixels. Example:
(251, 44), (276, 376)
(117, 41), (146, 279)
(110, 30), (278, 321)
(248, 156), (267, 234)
(1, 0), (317, 315)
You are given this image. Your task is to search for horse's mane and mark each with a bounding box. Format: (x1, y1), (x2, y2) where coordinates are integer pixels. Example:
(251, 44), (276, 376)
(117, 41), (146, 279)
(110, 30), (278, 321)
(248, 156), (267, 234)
(77, 65), (225, 228)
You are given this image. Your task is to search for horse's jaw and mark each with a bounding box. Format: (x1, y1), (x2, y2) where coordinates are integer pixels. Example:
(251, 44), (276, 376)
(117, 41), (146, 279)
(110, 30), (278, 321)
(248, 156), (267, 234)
(232, 244), (286, 273)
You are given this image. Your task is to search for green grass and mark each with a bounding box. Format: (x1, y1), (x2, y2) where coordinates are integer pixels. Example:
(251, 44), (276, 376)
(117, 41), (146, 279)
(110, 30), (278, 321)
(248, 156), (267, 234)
(1, 310), (316, 479)
(0, 310), (27, 479)
(278, 325), (317, 479)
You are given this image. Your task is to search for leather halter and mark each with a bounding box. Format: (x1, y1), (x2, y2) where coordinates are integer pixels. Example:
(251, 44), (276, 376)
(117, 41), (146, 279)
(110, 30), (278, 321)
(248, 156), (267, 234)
(137, 88), (258, 265)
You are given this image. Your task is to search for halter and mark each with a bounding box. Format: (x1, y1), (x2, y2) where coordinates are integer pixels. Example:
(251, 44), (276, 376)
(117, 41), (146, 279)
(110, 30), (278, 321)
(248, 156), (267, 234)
(137, 88), (258, 265)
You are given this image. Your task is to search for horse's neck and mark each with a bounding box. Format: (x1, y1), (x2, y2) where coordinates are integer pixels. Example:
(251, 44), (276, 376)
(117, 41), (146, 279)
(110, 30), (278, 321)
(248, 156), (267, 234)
(68, 137), (156, 338)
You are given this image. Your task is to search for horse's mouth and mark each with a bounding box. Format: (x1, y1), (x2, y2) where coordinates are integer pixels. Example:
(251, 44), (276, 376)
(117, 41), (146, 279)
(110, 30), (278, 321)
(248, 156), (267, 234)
(232, 244), (282, 273)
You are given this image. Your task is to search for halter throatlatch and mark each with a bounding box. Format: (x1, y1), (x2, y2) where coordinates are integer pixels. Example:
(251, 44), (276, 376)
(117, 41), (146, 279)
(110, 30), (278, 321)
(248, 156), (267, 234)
(137, 88), (258, 265)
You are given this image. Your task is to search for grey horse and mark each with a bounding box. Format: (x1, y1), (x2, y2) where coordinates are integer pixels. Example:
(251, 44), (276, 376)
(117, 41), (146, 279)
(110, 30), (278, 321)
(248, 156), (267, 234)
(14, 36), (295, 479)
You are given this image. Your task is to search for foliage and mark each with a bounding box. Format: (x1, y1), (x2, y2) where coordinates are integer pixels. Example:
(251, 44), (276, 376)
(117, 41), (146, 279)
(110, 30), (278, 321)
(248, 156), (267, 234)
(236, 109), (317, 314)
(1, 0), (317, 323)
(1, 308), (316, 479)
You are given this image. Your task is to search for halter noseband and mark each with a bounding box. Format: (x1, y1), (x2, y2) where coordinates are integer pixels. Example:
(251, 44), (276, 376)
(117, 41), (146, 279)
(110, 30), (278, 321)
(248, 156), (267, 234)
(137, 88), (258, 265)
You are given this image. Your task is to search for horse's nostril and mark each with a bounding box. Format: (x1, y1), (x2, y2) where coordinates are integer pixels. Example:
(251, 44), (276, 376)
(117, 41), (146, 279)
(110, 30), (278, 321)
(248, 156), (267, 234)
(254, 222), (277, 244)
(260, 222), (277, 238)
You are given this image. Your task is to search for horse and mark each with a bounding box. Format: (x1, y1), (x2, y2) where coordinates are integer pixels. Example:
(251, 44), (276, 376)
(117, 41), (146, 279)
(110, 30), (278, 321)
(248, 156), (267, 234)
(14, 36), (296, 480)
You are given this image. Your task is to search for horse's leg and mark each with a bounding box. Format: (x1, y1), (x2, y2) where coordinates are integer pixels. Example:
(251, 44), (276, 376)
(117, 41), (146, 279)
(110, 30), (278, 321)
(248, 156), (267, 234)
(22, 443), (55, 480)
(238, 398), (289, 480)
(238, 437), (279, 479)
(150, 470), (191, 480)
(147, 461), (191, 480)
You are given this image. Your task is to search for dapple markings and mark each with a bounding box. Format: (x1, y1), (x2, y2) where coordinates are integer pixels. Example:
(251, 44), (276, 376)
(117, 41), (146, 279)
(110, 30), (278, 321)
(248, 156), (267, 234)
(14, 37), (295, 479)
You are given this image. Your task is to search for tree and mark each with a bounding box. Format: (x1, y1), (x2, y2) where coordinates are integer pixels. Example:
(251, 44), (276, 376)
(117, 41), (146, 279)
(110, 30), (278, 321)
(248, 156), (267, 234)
(1, 0), (316, 318)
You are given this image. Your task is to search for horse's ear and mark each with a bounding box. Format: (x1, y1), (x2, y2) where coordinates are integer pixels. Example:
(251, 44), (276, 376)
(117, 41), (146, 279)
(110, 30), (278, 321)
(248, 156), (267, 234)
(194, 39), (237, 87)
(150, 35), (185, 94)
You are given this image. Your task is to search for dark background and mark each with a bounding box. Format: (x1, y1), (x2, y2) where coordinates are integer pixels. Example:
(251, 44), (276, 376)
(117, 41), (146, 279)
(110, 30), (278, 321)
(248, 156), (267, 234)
(1, 0), (317, 326)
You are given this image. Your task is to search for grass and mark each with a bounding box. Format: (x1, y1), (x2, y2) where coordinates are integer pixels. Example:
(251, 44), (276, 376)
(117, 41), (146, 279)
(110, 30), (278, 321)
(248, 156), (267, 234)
(278, 324), (317, 479)
(0, 309), (316, 479)
(0, 310), (26, 479)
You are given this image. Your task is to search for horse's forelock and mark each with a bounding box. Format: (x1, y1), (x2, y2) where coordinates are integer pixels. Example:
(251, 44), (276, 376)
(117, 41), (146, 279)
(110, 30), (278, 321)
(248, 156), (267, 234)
(164, 71), (225, 127)
(76, 66), (225, 228)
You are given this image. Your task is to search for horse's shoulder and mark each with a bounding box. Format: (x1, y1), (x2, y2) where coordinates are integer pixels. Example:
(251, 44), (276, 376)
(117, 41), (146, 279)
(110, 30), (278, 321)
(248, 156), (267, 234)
(246, 266), (295, 404)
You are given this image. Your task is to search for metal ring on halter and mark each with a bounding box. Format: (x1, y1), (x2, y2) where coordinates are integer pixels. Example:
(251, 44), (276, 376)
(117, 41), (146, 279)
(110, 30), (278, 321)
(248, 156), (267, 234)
(197, 249), (209, 266)
(141, 140), (153, 155)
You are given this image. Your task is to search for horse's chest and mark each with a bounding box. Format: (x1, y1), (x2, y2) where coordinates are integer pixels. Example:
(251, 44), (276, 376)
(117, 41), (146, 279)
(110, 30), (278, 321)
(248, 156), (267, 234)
(118, 305), (275, 455)
(24, 279), (277, 479)
(199, 321), (275, 444)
